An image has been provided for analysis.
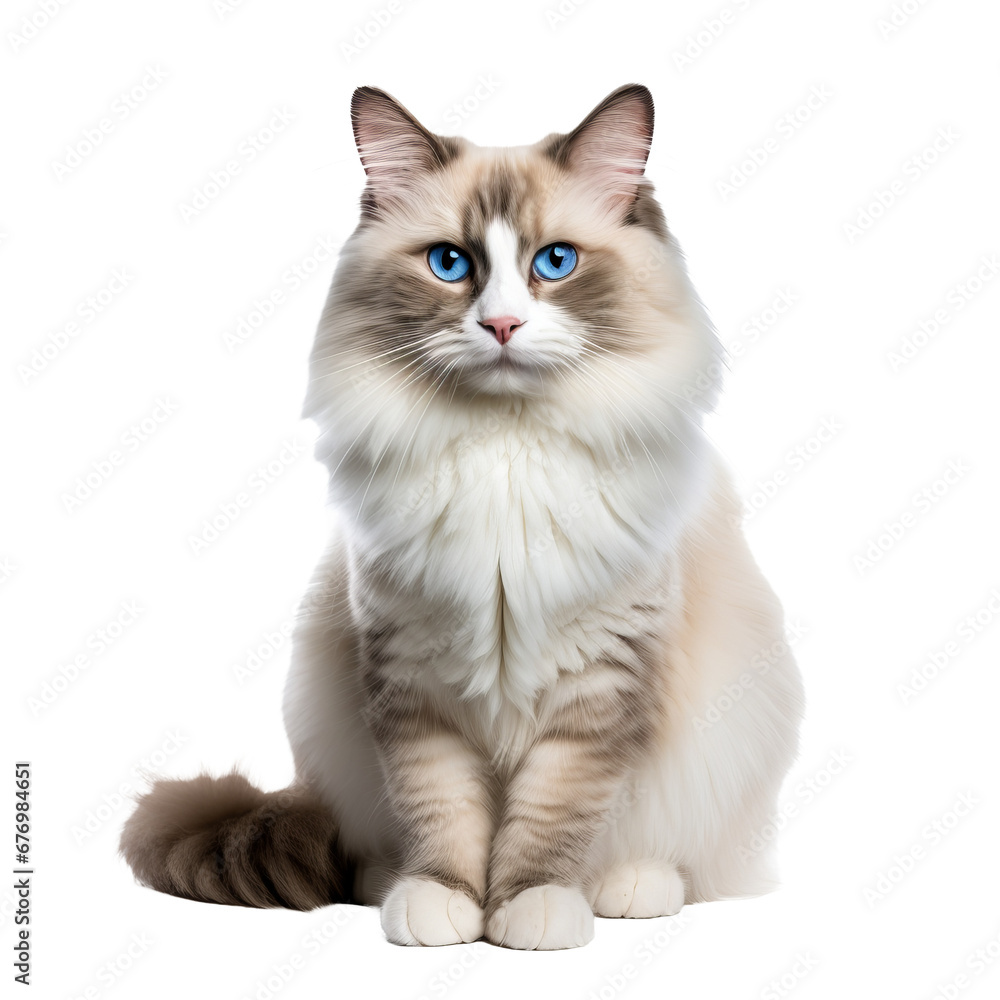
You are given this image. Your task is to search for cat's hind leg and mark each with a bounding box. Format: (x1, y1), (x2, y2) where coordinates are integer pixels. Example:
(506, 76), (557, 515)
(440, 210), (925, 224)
(590, 860), (686, 918)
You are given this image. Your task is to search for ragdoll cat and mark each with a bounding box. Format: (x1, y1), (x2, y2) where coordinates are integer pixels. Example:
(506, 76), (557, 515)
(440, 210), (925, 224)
(121, 84), (804, 950)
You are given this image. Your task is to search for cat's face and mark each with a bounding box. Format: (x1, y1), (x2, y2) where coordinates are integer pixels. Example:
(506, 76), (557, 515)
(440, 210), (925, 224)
(315, 85), (712, 408)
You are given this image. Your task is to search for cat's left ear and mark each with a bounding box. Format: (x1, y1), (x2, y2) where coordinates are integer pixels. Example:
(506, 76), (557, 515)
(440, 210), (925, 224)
(545, 84), (654, 218)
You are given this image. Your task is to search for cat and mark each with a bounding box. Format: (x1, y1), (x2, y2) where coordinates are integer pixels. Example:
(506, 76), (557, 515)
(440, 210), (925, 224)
(120, 83), (805, 950)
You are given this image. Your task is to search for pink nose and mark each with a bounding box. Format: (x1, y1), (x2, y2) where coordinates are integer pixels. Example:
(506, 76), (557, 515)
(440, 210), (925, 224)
(478, 315), (523, 345)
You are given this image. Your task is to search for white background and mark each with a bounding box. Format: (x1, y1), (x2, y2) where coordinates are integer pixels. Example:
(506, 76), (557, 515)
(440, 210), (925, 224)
(4, 0), (1000, 997)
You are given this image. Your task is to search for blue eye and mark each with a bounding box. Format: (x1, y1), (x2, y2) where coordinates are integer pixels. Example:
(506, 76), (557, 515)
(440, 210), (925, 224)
(532, 242), (577, 281)
(428, 243), (472, 282)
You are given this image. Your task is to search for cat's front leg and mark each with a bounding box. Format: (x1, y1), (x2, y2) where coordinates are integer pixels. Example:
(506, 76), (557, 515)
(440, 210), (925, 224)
(364, 672), (494, 947)
(485, 662), (656, 950)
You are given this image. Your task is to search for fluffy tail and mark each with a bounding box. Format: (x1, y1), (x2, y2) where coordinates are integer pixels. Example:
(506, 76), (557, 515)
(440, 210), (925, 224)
(119, 771), (352, 910)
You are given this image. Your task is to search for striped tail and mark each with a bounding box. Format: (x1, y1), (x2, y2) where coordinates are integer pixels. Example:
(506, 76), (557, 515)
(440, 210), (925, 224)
(119, 771), (352, 910)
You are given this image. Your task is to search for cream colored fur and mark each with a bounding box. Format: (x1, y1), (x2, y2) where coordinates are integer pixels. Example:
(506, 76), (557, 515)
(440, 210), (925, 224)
(122, 84), (804, 951)
(281, 85), (804, 951)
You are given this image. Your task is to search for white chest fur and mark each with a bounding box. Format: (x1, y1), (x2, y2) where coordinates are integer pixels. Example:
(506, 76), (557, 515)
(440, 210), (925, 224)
(330, 397), (709, 709)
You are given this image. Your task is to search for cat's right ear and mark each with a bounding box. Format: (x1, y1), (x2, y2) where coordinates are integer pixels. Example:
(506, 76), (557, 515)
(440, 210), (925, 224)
(351, 87), (453, 211)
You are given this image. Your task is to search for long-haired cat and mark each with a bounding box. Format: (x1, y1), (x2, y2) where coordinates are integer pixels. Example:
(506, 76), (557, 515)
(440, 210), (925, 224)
(120, 84), (804, 950)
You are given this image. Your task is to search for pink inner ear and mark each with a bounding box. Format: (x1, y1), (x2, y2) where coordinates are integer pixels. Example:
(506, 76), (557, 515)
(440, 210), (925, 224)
(573, 132), (650, 208)
(356, 126), (427, 199)
(352, 88), (443, 205)
(561, 91), (653, 214)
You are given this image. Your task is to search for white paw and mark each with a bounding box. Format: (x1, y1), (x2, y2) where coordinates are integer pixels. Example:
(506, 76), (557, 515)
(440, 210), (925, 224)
(380, 877), (485, 946)
(486, 885), (594, 950)
(592, 862), (685, 918)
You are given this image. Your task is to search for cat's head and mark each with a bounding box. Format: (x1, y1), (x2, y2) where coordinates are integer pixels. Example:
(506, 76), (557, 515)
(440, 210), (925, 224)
(308, 85), (718, 417)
